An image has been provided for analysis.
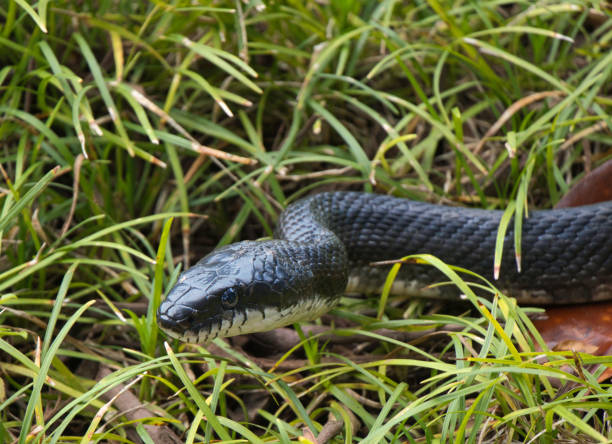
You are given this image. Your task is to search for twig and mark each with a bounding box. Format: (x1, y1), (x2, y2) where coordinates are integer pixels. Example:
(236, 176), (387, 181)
(60, 154), (84, 238)
(474, 91), (565, 154)
(96, 365), (182, 444)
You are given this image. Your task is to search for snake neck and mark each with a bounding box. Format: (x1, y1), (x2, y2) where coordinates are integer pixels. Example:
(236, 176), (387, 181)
(276, 195), (349, 300)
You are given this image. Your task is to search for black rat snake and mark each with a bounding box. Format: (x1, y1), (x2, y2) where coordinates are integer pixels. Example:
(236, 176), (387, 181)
(158, 192), (612, 343)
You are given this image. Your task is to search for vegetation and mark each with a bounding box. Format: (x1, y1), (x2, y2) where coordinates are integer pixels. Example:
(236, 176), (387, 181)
(1, 1), (611, 442)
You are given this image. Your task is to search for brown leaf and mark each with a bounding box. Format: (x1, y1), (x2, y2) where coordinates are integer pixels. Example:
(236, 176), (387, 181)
(555, 158), (612, 208)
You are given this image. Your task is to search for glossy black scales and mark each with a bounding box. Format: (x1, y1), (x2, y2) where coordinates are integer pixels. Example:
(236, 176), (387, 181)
(159, 192), (612, 342)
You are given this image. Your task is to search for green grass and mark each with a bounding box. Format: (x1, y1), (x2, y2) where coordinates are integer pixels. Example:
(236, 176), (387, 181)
(1, 1), (612, 442)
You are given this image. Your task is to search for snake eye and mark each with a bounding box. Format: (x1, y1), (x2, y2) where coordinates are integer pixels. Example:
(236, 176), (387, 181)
(221, 288), (239, 309)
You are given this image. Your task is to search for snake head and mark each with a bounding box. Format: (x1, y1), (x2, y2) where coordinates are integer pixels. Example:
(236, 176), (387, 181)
(157, 240), (338, 343)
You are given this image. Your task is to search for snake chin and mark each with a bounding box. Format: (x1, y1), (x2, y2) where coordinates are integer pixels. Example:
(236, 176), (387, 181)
(161, 294), (336, 343)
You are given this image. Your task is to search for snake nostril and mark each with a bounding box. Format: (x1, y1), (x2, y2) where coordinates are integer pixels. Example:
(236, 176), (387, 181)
(158, 311), (180, 330)
(158, 301), (196, 329)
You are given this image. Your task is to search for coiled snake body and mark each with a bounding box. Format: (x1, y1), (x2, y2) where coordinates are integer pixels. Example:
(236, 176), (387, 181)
(158, 192), (612, 343)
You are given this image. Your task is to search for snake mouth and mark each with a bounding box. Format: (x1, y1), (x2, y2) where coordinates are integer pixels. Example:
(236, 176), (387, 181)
(158, 311), (178, 331)
(157, 305), (227, 343)
(158, 295), (338, 344)
(157, 312), (187, 338)
(157, 299), (219, 343)
(158, 314), (220, 343)
(157, 311), (198, 342)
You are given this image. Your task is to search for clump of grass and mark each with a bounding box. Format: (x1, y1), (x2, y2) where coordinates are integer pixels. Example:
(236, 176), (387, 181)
(0, 1), (611, 442)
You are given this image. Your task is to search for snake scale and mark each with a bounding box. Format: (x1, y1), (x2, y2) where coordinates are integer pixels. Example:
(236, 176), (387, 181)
(158, 192), (612, 343)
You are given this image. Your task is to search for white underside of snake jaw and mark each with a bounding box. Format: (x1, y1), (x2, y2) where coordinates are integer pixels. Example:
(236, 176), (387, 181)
(170, 295), (338, 344)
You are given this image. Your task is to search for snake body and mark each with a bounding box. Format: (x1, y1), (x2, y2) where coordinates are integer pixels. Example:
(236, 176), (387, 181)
(158, 192), (612, 343)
